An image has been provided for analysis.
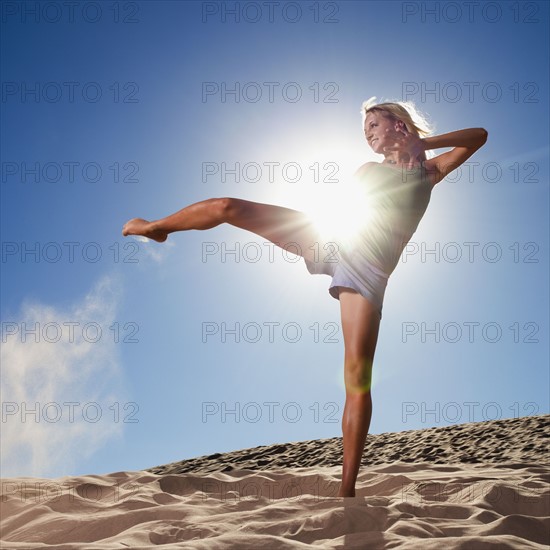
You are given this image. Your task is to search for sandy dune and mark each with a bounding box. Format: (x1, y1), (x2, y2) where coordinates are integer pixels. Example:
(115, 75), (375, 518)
(1, 414), (549, 549)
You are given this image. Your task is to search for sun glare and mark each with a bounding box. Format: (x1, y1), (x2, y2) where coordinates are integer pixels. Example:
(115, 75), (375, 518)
(252, 132), (379, 253)
(304, 179), (374, 247)
(259, 132), (380, 248)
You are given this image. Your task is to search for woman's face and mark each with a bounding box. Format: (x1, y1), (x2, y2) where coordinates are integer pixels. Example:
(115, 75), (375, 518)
(364, 110), (403, 155)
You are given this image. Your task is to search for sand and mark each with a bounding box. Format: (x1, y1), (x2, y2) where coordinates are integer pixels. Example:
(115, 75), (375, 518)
(1, 414), (549, 549)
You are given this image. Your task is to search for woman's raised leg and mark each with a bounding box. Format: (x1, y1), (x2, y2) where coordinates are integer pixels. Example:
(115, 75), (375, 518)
(337, 287), (381, 497)
(122, 197), (322, 261)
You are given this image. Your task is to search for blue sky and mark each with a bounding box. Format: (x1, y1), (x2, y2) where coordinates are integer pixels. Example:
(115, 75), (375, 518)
(1, 0), (548, 478)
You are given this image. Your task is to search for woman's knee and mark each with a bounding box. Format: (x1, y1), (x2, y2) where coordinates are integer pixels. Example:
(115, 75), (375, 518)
(344, 356), (374, 394)
(217, 197), (247, 223)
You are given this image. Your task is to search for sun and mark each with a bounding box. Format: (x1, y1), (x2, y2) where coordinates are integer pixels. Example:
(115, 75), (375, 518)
(303, 177), (374, 248)
(250, 135), (379, 253)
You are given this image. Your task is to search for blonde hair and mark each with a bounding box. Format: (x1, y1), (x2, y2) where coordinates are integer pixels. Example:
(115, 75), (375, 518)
(361, 96), (435, 160)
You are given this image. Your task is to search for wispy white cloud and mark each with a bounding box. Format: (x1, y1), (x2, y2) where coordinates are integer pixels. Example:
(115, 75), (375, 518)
(1, 274), (128, 477)
(131, 236), (175, 264)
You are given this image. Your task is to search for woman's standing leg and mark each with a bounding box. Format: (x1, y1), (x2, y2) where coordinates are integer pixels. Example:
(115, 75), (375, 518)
(337, 287), (381, 497)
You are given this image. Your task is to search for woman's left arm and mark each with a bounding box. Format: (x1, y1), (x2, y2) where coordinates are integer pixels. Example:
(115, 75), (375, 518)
(423, 128), (488, 186)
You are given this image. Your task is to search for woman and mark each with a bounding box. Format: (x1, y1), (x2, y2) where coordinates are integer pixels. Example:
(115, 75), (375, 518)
(122, 98), (488, 497)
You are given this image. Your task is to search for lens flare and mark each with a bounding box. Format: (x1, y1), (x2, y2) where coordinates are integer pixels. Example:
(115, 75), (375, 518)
(304, 178), (373, 248)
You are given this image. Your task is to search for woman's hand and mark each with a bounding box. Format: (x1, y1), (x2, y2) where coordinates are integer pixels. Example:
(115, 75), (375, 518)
(383, 127), (426, 169)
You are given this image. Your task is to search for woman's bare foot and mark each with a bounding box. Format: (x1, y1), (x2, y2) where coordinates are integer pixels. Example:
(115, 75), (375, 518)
(122, 218), (168, 243)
